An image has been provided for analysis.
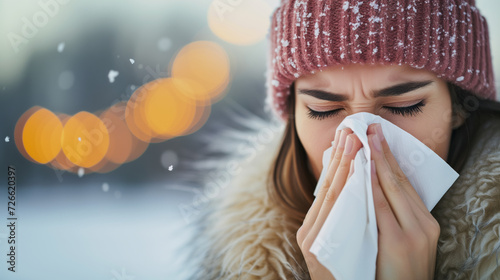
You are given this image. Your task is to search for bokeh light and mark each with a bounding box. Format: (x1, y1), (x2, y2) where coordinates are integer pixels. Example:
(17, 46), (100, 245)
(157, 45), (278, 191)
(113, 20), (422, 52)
(49, 113), (79, 173)
(61, 111), (110, 168)
(143, 78), (197, 139)
(171, 41), (230, 103)
(207, 0), (273, 45)
(14, 106), (42, 163)
(14, 39), (233, 172)
(21, 108), (63, 164)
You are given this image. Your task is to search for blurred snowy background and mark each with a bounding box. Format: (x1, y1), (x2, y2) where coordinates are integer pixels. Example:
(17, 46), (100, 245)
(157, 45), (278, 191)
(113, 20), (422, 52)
(0, 0), (498, 279)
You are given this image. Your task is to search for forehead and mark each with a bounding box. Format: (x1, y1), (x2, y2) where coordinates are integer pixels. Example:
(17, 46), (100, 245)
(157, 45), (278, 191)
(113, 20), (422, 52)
(296, 64), (437, 88)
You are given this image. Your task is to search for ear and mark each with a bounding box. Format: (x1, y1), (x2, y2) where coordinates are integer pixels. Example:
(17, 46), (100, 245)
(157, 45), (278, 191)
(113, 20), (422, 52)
(452, 109), (466, 129)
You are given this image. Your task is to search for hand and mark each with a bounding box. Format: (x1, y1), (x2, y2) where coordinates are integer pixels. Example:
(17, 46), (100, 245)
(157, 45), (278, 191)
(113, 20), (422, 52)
(367, 123), (440, 280)
(296, 128), (363, 280)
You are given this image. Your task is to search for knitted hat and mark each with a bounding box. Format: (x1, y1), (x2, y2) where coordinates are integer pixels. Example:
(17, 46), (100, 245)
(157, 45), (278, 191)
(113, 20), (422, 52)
(266, 0), (496, 121)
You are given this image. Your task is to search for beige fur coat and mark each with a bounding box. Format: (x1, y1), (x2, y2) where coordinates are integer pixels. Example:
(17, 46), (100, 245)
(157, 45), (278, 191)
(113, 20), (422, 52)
(185, 117), (500, 280)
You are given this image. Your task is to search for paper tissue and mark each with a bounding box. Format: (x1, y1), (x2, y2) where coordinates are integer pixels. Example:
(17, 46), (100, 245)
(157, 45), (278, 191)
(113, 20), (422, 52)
(309, 112), (459, 280)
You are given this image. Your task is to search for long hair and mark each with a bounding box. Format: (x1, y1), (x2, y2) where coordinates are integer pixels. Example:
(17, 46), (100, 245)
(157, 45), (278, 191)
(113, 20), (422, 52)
(269, 82), (500, 223)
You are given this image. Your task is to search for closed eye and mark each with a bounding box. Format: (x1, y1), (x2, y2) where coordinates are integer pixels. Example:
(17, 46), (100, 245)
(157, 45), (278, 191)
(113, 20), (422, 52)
(306, 100), (426, 120)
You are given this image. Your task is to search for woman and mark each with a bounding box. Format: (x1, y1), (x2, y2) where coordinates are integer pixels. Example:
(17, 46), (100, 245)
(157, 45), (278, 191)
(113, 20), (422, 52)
(187, 0), (500, 279)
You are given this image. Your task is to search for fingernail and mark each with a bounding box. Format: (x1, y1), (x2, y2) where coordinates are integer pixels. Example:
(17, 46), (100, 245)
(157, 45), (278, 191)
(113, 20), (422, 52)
(344, 135), (353, 155)
(372, 133), (382, 152)
(376, 123), (385, 142)
(337, 130), (347, 149)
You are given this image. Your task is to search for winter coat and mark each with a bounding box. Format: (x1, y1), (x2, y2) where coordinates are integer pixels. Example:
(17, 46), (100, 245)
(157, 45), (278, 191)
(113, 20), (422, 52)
(185, 115), (500, 280)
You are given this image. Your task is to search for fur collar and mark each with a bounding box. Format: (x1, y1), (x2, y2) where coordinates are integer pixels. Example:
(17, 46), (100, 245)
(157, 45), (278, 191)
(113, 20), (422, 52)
(186, 117), (500, 280)
(432, 118), (500, 279)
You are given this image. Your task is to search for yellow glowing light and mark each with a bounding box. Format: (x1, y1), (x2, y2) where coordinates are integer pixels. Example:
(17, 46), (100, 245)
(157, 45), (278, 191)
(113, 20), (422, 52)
(143, 78), (197, 139)
(126, 86), (155, 143)
(100, 103), (136, 164)
(15, 106), (42, 163)
(61, 111), (110, 168)
(22, 108), (63, 164)
(171, 41), (230, 103)
(207, 0), (272, 45)
(50, 113), (77, 171)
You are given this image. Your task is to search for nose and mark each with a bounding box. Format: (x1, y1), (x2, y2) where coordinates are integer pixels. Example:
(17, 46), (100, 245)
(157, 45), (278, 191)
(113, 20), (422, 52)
(345, 102), (378, 116)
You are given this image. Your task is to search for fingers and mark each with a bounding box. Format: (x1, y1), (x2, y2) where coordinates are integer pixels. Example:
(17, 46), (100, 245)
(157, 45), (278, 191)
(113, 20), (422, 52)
(299, 128), (349, 242)
(302, 129), (348, 229)
(298, 128), (363, 249)
(304, 133), (363, 245)
(370, 160), (400, 234)
(367, 124), (428, 215)
(369, 132), (417, 230)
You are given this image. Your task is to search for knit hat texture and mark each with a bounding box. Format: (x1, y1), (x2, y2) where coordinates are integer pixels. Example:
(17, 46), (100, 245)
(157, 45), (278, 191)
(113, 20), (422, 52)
(266, 0), (496, 120)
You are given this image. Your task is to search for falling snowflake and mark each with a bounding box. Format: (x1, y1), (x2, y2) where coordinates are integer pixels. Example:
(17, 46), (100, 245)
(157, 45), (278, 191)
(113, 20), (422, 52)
(5, 136), (9, 142)
(102, 183), (109, 192)
(343, 1), (349, 11)
(168, 165), (173, 171)
(129, 59), (135, 64)
(161, 150), (178, 170)
(108, 70), (119, 83)
(78, 167), (85, 178)
(57, 42), (65, 53)
(78, 137), (81, 142)
(456, 76), (464, 82)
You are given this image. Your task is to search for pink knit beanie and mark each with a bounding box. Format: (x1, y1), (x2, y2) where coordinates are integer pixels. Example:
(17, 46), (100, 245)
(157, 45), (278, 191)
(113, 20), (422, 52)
(266, 0), (496, 121)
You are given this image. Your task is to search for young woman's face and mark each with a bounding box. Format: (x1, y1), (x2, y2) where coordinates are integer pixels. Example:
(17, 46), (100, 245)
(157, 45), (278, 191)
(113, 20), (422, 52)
(294, 64), (455, 180)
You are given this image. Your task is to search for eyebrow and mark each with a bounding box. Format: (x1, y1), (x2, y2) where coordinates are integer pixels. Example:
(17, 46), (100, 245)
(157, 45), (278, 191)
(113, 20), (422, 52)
(297, 80), (434, 101)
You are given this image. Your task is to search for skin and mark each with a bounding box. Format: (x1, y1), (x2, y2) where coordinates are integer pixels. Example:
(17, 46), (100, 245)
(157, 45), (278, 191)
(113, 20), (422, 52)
(294, 64), (459, 279)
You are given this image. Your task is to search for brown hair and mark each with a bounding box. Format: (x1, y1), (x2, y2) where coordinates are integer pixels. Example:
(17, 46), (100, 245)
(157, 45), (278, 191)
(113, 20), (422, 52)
(268, 82), (500, 223)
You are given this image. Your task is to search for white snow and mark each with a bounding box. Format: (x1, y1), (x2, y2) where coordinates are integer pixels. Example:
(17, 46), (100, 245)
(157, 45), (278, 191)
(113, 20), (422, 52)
(314, 22), (320, 38)
(5, 136), (9, 142)
(456, 76), (465, 82)
(373, 47), (378, 54)
(369, 1), (379, 9)
(343, 1), (349, 11)
(168, 165), (173, 171)
(272, 80), (280, 87)
(78, 167), (85, 178)
(78, 137), (81, 142)
(102, 183), (109, 192)
(449, 35), (456, 44)
(57, 42), (65, 53)
(281, 40), (290, 47)
(129, 59), (135, 64)
(161, 150), (178, 170)
(108, 70), (119, 83)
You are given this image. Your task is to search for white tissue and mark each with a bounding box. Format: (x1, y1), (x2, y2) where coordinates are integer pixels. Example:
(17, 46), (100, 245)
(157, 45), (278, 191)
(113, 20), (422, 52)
(309, 112), (459, 280)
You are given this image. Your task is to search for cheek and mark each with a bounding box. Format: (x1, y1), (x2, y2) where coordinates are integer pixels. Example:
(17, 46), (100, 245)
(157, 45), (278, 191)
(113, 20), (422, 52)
(388, 109), (453, 161)
(295, 105), (338, 180)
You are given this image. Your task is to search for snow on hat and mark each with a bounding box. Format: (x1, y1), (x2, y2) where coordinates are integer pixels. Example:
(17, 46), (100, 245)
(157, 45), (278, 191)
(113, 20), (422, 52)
(266, 0), (496, 121)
